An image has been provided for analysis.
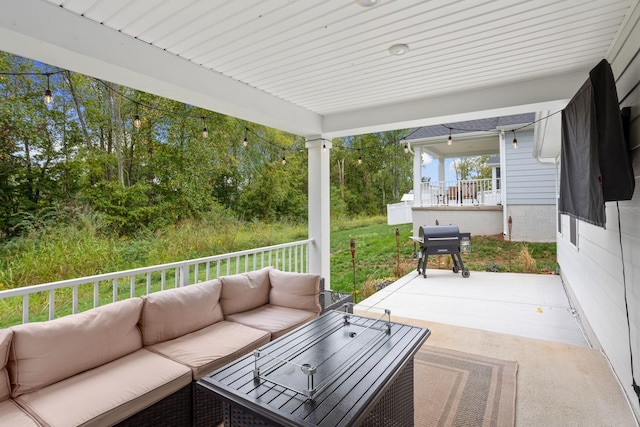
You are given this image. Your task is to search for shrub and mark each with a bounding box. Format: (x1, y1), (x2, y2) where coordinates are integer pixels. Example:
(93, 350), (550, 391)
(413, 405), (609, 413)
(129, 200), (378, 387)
(519, 244), (537, 273)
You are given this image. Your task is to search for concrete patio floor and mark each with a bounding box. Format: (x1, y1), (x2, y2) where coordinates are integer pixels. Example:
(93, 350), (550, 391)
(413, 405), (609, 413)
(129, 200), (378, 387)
(355, 268), (589, 347)
(355, 269), (640, 426)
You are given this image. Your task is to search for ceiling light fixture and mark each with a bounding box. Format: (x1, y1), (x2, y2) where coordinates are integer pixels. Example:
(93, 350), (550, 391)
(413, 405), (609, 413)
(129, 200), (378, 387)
(355, 0), (378, 7)
(388, 43), (409, 56)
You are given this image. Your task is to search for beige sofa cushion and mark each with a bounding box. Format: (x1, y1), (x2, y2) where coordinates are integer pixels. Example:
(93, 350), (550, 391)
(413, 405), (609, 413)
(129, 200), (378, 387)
(225, 304), (318, 339)
(220, 267), (271, 315)
(9, 298), (143, 397)
(147, 320), (270, 379)
(140, 279), (223, 346)
(0, 329), (12, 402)
(0, 400), (40, 427)
(268, 269), (321, 313)
(14, 348), (191, 427)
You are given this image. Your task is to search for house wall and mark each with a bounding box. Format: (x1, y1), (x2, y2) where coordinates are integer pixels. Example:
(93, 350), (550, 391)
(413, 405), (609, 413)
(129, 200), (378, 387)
(558, 4), (640, 418)
(504, 129), (557, 205)
(503, 129), (557, 242)
(506, 204), (556, 242)
(411, 206), (502, 237)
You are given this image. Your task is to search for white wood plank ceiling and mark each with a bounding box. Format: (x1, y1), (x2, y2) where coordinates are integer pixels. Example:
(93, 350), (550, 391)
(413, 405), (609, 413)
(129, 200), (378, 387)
(1, 0), (636, 136)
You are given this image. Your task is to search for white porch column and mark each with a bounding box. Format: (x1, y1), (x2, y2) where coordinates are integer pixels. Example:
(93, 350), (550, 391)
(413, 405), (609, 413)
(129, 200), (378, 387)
(438, 157), (445, 182)
(412, 145), (422, 207)
(306, 136), (331, 289)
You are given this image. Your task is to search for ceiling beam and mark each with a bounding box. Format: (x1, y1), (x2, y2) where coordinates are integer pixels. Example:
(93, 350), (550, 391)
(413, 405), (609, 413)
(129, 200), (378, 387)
(321, 70), (587, 138)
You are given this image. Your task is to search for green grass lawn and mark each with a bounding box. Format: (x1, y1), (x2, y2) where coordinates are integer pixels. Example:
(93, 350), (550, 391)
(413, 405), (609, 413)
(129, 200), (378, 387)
(0, 215), (557, 327)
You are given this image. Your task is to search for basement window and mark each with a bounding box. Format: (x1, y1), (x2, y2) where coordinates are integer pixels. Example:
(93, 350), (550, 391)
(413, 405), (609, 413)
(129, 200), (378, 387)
(558, 211), (562, 234)
(569, 216), (578, 248)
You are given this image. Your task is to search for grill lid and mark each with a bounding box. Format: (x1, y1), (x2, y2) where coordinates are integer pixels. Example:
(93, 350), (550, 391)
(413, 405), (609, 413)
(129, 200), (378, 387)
(419, 225), (460, 240)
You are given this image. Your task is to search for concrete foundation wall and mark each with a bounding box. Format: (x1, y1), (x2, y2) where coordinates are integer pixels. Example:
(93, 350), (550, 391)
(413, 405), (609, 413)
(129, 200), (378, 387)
(507, 204), (556, 242)
(412, 206), (502, 237)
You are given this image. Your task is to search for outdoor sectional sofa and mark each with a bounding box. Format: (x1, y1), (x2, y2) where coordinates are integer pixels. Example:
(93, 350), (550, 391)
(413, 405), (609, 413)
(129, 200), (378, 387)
(0, 266), (322, 427)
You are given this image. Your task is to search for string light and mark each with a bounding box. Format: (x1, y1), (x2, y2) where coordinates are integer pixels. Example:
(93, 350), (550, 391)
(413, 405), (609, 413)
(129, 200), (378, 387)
(358, 155), (362, 164)
(447, 129), (453, 146)
(403, 143), (409, 153)
(323, 143), (327, 152)
(201, 117), (208, 138)
(133, 103), (141, 129)
(242, 128), (248, 146)
(2, 67), (321, 163)
(512, 130), (518, 149)
(44, 73), (53, 105)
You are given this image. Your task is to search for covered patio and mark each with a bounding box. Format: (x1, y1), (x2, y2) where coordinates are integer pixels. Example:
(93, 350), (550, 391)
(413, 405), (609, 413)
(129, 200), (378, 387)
(2, 0), (640, 424)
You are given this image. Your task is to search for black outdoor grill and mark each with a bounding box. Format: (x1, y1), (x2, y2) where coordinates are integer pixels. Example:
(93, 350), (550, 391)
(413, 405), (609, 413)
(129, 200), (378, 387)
(415, 225), (470, 278)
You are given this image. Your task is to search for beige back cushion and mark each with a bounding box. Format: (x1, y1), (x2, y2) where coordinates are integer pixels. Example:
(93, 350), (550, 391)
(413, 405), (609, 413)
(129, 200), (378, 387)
(140, 279), (223, 346)
(0, 329), (12, 401)
(9, 298), (143, 397)
(220, 267), (271, 315)
(269, 269), (321, 313)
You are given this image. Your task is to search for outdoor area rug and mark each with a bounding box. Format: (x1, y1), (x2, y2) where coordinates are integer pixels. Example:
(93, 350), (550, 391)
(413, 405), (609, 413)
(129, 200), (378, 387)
(414, 346), (518, 427)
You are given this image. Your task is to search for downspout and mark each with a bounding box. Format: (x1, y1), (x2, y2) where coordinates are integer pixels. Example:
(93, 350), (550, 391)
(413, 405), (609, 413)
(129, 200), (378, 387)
(499, 130), (508, 236)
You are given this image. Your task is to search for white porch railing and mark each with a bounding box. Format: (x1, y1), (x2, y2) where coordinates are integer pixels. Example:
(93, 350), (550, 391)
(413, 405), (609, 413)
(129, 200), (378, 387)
(420, 178), (501, 207)
(0, 239), (313, 326)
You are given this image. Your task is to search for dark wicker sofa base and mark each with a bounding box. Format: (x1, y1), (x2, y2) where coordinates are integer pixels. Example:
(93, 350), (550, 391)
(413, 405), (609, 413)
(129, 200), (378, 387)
(114, 384), (193, 427)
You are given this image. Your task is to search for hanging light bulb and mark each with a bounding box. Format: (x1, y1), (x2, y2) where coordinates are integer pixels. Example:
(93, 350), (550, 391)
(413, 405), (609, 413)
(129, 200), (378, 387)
(358, 155), (362, 164)
(323, 143), (327, 152)
(404, 143), (409, 153)
(447, 129), (453, 146)
(281, 155), (286, 165)
(201, 117), (208, 138)
(242, 128), (248, 146)
(512, 130), (518, 149)
(133, 103), (141, 129)
(44, 73), (53, 105)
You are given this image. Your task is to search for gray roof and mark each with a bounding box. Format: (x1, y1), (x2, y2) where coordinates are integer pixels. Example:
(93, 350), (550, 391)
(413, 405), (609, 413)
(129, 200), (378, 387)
(486, 155), (500, 166)
(403, 113), (535, 140)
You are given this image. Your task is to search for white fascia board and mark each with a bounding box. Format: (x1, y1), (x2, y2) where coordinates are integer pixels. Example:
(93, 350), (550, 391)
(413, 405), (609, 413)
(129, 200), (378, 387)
(409, 131), (498, 145)
(321, 70), (589, 138)
(0, 0), (322, 137)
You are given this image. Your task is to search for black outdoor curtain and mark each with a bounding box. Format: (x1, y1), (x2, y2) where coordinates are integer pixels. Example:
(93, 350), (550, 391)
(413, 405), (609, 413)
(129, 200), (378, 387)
(559, 59), (635, 228)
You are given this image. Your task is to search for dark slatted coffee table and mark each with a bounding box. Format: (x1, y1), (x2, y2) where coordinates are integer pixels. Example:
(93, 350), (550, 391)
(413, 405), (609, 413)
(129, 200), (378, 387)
(196, 310), (430, 426)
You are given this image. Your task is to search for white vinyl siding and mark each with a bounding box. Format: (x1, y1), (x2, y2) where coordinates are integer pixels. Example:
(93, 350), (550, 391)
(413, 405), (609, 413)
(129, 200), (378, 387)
(504, 129), (557, 205)
(558, 3), (640, 418)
